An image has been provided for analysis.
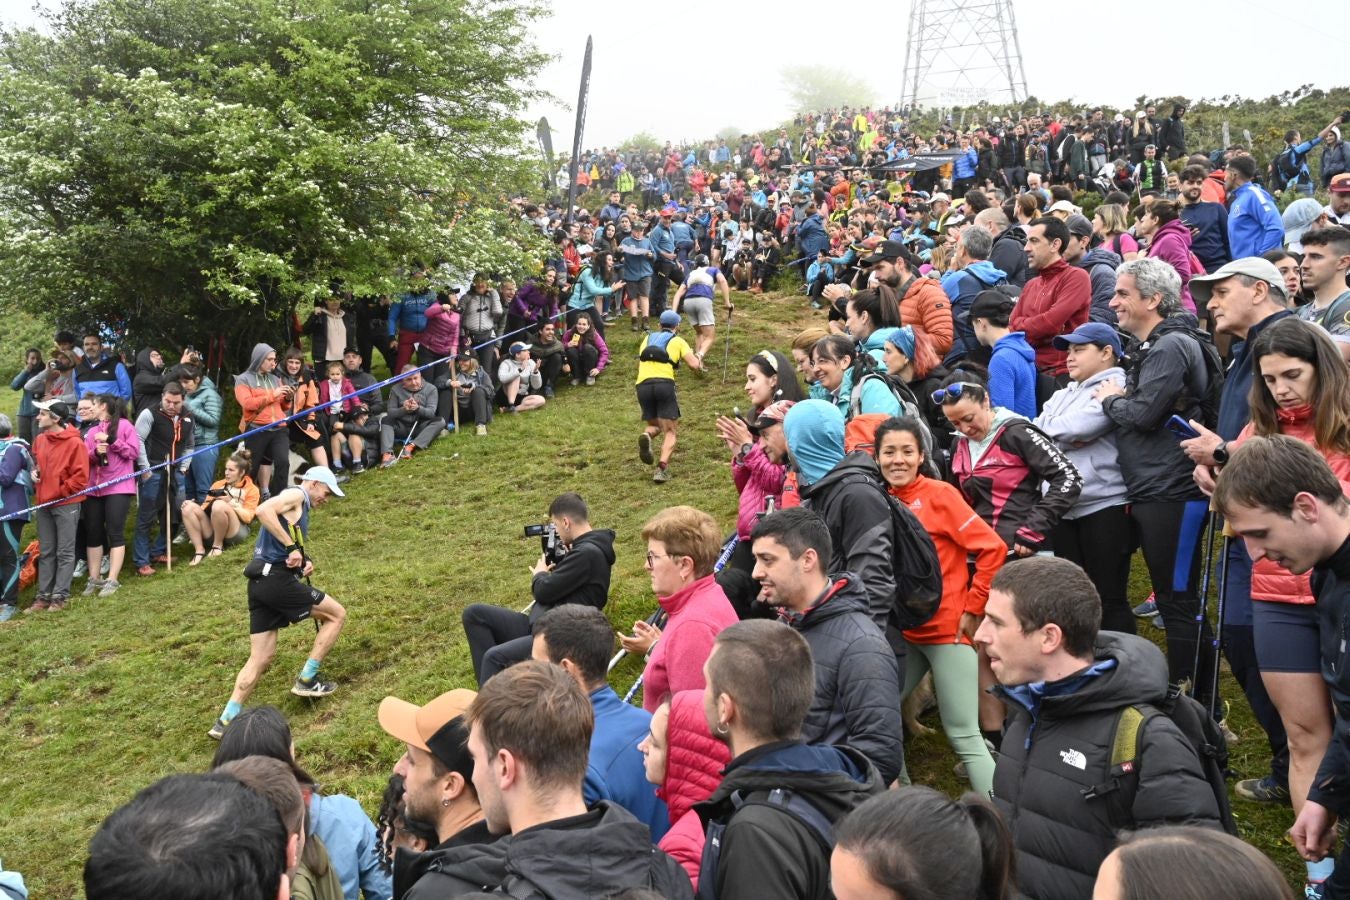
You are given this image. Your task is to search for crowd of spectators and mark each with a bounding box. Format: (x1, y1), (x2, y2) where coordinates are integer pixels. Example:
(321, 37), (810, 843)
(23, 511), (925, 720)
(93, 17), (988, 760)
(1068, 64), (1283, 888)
(8, 99), (1350, 900)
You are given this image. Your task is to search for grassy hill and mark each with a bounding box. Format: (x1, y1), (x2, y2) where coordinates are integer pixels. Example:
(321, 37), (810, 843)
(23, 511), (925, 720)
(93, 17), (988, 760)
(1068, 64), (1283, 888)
(0, 288), (1304, 896)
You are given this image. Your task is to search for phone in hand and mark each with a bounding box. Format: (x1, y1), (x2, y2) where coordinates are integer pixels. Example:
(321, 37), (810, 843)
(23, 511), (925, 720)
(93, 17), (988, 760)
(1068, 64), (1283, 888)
(1165, 415), (1200, 440)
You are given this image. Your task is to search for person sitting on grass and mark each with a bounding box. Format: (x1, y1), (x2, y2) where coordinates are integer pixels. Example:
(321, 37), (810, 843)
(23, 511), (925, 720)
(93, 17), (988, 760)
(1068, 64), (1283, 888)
(379, 366), (444, 468)
(496, 341), (546, 413)
(636, 310), (704, 484)
(562, 311), (610, 387)
(437, 354), (494, 438)
(180, 447), (261, 565)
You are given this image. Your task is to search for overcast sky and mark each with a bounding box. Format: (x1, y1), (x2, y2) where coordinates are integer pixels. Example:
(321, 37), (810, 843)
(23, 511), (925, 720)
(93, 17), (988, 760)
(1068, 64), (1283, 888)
(4, 0), (1345, 151)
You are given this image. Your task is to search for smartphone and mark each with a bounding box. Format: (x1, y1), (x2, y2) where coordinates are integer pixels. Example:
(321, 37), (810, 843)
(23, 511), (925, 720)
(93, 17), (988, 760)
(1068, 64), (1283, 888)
(1165, 415), (1200, 440)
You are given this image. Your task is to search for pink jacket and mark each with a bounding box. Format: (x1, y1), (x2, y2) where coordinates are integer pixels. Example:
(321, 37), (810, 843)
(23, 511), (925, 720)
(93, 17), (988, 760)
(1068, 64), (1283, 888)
(422, 301), (463, 356)
(732, 442), (786, 539)
(1146, 218), (1196, 312)
(1235, 406), (1350, 604)
(85, 416), (141, 497)
(656, 690), (730, 892)
(642, 574), (737, 712)
(317, 377), (360, 414)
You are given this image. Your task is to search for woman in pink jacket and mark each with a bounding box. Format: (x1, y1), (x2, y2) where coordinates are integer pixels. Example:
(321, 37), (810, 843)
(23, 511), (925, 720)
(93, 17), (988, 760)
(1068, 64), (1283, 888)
(1137, 199), (1197, 312)
(620, 506), (738, 712)
(82, 394), (142, 597)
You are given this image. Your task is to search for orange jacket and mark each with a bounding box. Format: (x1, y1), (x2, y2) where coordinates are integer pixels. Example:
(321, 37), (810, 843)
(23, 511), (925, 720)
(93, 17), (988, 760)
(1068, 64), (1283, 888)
(901, 277), (954, 356)
(890, 475), (1006, 644)
(234, 381), (289, 431)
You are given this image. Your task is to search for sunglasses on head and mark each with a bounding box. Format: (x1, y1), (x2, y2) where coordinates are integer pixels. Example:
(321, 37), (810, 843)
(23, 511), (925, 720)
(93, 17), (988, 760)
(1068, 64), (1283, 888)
(931, 382), (986, 405)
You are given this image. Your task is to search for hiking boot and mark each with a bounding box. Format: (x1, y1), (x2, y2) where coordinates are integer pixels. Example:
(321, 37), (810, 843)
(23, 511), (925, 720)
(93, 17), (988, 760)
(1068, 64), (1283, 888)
(47, 597), (68, 611)
(652, 466), (671, 484)
(638, 432), (654, 465)
(291, 677), (337, 698)
(83, 578), (106, 597)
(208, 718), (228, 741)
(73, 559), (88, 578)
(1133, 592), (1157, 617)
(380, 452), (397, 469)
(0, 604), (16, 623)
(137, 565), (155, 577)
(1234, 775), (1291, 804)
(99, 579), (121, 598)
(25, 597), (50, 613)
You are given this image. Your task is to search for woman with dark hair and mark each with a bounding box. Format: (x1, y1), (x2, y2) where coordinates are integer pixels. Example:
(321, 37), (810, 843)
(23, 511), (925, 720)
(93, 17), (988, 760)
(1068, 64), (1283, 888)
(212, 705), (392, 900)
(594, 221), (618, 255)
(831, 786), (1016, 900)
(506, 267), (562, 337)
(561, 311), (610, 386)
(81, 394), (141, 597)
(811, 334), (902, 419)
(845, 286), (903, 363)
(875, 325), (952, 454)
(1095, 826), (1293, 900)
(279, 348), (329, 468)
(1222, 318), (1350, 890)
(1136, 199), (1196, 313)
(874, 418), (1004, 794)
(373, 774), (437, 877)
(1263, 247), (1305, 305)
(567, 251), (624, 331)
(179, 447), (261, 564)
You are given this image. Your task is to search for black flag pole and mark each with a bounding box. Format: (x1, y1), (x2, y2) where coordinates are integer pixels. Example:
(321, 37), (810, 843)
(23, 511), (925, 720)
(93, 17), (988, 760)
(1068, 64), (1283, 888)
(564, 35), (592, 224)
(536, 117), (555, 192)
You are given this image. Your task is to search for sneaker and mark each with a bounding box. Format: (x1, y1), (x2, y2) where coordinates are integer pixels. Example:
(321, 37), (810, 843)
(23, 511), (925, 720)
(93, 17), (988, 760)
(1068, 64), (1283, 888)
(0, 604), (16, 623)
(652, 466), (671, 483)
(136, 565), (156, 577)
(47, 597), (68, 611)
(350, 462), (366, 475)
(291, 676), (337, 698)
(1133, 593), (1158, 617)
(24, 597), (50, 613)
(380, 452), (397, 469)
(333, 470), (351, 484)
(1234, 775), (1291, 804)
(83, 578), (106, 596)
(173, 530), (189, 545)
(100, 557), (110, 577)
(99, 579), (121, 598)
(586, 376), (596, 386)
(1219, 718), (1239, 747)
(638, 432), (654, 465)
(73, 559), (88, 579)
(399, 444), (415, 461)
(571, 378), (580, 386)
(1150, 613), (1164, 630)
(208, 718), (228, 741)
(543, 386), (555, 399)
(475, 424), (488, 436)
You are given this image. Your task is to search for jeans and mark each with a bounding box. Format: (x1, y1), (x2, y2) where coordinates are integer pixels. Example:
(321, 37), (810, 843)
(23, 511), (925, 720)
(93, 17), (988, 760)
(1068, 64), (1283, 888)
(133, 469), (184, 567)
(187, 445), (220, 503)
(36, 504), (79, 599)
(462, 603), (534, 685)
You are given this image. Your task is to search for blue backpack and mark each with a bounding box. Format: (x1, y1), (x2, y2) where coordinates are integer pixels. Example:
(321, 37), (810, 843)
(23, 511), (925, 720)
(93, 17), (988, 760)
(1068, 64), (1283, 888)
(639, 330), (680, 366)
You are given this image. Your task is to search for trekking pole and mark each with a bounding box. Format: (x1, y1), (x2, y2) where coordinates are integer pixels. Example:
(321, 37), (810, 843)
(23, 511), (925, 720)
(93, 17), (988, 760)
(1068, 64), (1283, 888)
(1208, 533), (1234, 723)
(451, 382), (460, 435)
(1189, 507), (1218, 695)
(720, 305), (734, 385)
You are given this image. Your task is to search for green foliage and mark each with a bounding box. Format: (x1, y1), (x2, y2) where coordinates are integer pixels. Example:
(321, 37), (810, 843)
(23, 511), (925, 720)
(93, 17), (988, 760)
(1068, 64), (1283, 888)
(781, 65), (876, 115)
(622, 132), (664, 153)
(0, 0), (552, 361)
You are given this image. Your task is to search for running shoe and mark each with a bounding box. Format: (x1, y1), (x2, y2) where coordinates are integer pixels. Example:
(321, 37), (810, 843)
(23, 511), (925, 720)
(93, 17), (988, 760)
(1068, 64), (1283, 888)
(83, 578), (106, 596)
(208, 718), (228, 741)
(652, 467), (671, 483)
(291, 677), (337, 698)
(1132, 592), (1157, 617)
(1234, 775), (1291, 804)
(638, 432), (654, 465)
(99, 579), (121, 598)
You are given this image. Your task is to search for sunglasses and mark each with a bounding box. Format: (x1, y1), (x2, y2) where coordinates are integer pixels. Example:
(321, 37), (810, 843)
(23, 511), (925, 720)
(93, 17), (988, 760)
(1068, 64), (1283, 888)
(931, 382), (986, 405)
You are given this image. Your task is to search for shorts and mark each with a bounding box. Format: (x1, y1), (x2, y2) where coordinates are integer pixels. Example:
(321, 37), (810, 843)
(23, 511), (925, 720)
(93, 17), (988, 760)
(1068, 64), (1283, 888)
(682, 296), (715, 327)
(248, 566), (327, 634)
(221, 521), (251, 548)
(1252, 599), (1320, 673)
(637, 379), (680, 421)
(625, 277), (653, 299)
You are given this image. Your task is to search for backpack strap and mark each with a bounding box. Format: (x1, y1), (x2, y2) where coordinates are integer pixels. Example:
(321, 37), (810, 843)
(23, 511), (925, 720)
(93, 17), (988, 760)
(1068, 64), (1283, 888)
(1082, 704), (1152, 831)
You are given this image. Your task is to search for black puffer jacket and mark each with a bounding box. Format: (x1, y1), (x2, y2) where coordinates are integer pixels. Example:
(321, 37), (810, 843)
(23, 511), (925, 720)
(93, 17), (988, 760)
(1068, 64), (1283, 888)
(1309, 538), (1350, 816)
(694, 742), (884, 900)
(1101, 316), (1208, 503)
(529, 528), (616, 618)
(991, 225), (1029, 288)
(784, 574), (904, 784)
(992, 632), (1221, 900)
(396, 821), (505, 899)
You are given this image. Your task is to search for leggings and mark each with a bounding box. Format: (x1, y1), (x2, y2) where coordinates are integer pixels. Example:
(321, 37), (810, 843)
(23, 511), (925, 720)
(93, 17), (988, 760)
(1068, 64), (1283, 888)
(900, 640), (996, 796)
(84, 493), (134, 549)
(1132, 499), (1214, 706)
(1, 518), (24, 606)
(1053, 504), (1136, 634)
(245, 427), (291, 496)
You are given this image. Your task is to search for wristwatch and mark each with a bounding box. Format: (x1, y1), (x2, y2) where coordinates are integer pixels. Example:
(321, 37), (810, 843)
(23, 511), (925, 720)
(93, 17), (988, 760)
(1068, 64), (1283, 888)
(1212, 441), (1229, 466)
(737, 442), (753, 461)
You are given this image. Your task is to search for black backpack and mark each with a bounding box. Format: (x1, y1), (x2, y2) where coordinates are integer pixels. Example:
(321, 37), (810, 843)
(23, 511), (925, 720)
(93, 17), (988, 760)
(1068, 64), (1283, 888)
(1084, 684), (1238, 836)
(1127, 325), (1224, 429)
(639, 330), (679, 366)
(1271, 146), (1301, 187)
(697, 788), (834, 900)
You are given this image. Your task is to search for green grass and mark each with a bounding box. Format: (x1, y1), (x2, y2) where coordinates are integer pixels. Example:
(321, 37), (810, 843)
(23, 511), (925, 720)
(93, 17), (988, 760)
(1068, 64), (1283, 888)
(0, 289), (1303, 896)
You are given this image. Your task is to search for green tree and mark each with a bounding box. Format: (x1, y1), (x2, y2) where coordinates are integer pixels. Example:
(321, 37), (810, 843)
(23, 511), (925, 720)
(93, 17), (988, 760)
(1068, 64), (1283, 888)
(0, 0), (552, 360)
(780, 65), (875, 114)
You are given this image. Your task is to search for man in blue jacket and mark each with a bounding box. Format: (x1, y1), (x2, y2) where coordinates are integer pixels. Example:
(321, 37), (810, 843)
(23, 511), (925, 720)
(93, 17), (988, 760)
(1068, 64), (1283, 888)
(73, 334), (131, 401)
(969, 290), (1037, 418)
(1225, 156), (1285, 259)
(942, 226), (1008, 364)
(531, 604), (669, 839)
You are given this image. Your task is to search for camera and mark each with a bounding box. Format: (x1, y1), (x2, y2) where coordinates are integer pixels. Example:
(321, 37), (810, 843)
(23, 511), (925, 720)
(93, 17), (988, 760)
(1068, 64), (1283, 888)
(186, 344), (203, 364)
(47, 360), (58, 370)
(207, 487), (227, 498)
(524, 522), (568, 566)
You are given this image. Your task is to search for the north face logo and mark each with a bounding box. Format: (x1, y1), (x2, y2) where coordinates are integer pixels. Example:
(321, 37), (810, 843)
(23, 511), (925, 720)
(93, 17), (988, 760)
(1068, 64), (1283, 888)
(1059, 748), (1087, 770)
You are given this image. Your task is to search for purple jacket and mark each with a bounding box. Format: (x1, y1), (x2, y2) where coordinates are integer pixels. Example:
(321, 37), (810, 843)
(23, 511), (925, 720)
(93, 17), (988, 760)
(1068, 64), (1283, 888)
(561, 327), (610, 372)
(1147, 218), (1196, 312)
(509, 281), (560, 324)
(85, 417), (141, 496)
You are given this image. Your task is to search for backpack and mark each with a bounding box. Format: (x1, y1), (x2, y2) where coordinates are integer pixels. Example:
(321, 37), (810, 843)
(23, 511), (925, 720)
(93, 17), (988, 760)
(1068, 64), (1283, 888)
(1084, 685), (1238, 836)
(1271, 146), (1301, 187)
(0, 438), (36, 512)
(834, 465), (944, 631)
(697, 788), (835, 900)
(846, 372), (942, 480)
(639, 330), (680, 366)
(1128, 325), (1224, 429)
(18, 539), (40, 591)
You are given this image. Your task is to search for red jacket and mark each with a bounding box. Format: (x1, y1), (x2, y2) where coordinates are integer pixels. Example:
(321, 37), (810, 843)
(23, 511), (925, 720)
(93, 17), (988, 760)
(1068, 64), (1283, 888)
(656, 690), (730, 892)
(1009, 258), (1091, 375)
(34, 423), (89, 507)
(642, 574), (738, 712)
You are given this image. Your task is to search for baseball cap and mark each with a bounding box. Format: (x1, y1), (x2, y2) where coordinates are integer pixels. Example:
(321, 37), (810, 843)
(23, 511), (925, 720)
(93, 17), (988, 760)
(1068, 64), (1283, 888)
(861, 239), (917, 268)
(378, 689), (477, 776)
(299, 465), (345, 497)
(630, 220), (647, 230)
(455, 351), (474, 361)
(1046, 199), (1079, 216)
(1064, 213), (1094, 238)
(659, 208), (673, 217)
(508, 341), (531, 355)
(658, 309), (682, 327)
(1052, 322), (1123, 357)
(1188, 257), (1288, 306)
(930, 192), (951, 204)
(1331, 173), (1350, 194)
(1282, 197), (1326, 247)
(33, 399), (72, 420)
(748, 399), (796, 434)
(966, 289), (1017, 322)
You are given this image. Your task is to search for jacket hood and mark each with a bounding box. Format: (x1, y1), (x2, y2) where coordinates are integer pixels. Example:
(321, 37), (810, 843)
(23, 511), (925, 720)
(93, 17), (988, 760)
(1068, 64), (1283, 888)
(501, 802), (666, 897)
(996, 331), (1036, 362)
(42, 423), (82, 444)
(995, 225), (1028, 247)
(661, 690), (730, 822)
(1074, 366), (1127, 391)
(963, 259), (1008, 286)
(135, 348), (163, 374)
(783, 399), (845, 486)
(996, 631), (1170, 719)
(703, 741), (882, 823)
(575, 528), (617, 564)
(398, 821), (505, 893)
(235, 343), (277, 388)
(1079, 247), (1123, 269)
(1152, 218), (1191, 245)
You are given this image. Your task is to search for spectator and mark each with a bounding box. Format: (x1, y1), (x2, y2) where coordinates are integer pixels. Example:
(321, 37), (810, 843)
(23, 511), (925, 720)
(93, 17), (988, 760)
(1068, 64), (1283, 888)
(1159, 104), (1188, 160)
(635, 310), (704, 483)
(9, 348), (43, 444)
(1092, 202), (1140, 260)
(561, 312), (609, 387)
(861, 241), (954, 356)
(460, 274), (503, 380)
(941, 225), (1009, 364)
(967, 290), (1036, 418)
(695, 619), (884, 900)
(1062, 213), (1121, 325)
(529, 321), (565, 399)
(420, 290), (463, 385)
(1179, 164), (1232, 275)
(975, 556), (1222, 900)
(496, 342), (545, 413)
(1010, 216), (1092, 382)
(531, 604), (669, 837)
(0, 414), (33, 621)
(178, 365), (223, 504)
(379, 366), (444, 468)
(388, 270), (436, 374)
(1294, 226), (1350, 346)
(436, 354), (493, 438)
(567, 251), (623, 332)
(464, 660), (692, 897)
(973, 207), (1029, 289)
(619, 505), (737, 711)
(81, 394), (140, 597)
(234, 343), (294, 498)
(620, 219), (657, 332)
(316, 361), (360, 476)
(27, 347), (78, 407)
(84, 774), (288, 900)
(306, 294), (357, 365)
(179, 447), (261, 565)
(463, 492), (615, 684)
(1226, 155), (1286, 259)
(810, 334), (902, 419)
(1273, 117), (1343, 196)
(340, 347), (384, 416)
(1137, 199), (1197, 313)
(376, 688), (500, 899)
(831, 787), (1016, 900)
(73, 333), (131, 401)
(1284, 197), (1330, 254)
(1134, 143), (1167, 195)
(874, 326), (952, 454)
(278, 349), (329, 470)
(131, 381), (194, 576)
(506, 269), (561, 337)
(1096, 826), (1293, 900)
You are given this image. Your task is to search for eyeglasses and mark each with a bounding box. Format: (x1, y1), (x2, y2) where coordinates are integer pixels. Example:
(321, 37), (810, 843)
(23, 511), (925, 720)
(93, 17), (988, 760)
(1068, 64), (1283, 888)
(931, 382), (986, 405)
(645, 550), (688, 567)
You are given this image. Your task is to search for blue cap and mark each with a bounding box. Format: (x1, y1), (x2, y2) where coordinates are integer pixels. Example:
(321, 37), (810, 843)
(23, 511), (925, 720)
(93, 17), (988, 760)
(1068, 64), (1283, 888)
(300, 465), (345, 498)
(658, 310), (681, 328)
(1052, 322), (1122, 357)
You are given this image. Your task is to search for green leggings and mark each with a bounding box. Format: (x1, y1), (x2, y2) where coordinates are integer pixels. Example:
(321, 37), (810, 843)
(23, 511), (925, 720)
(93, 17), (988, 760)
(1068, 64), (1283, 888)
(899, 639), (996, 797)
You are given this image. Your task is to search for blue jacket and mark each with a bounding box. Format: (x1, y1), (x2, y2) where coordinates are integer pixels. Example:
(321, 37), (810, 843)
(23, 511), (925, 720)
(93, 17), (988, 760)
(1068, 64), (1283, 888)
(310, 792), (392, 900)
(583, 686), (669, 841)
(797, 214), (830, 257)
(619, 237), (655, 280)
(953, 147), (978, 179)
(942, 261), (1008, 363)
(649, 223), (676, 259)
(9, 367), (41, 418)
(388, 290), (435, 337)
(73, 353), (132, 401)
(988, 331), (1038, 418)
(1179, 201), (1231, 274)
(1227, 182), (1284, 259)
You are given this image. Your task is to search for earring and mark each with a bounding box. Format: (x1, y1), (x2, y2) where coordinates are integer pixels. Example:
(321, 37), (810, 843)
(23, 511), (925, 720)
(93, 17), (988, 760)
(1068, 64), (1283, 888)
(441, 798), (450, 807)
(713, 720), (730, 737)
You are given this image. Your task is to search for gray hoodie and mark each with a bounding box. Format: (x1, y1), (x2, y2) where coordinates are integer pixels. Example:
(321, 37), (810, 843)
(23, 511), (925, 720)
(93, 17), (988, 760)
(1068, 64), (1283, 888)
(1035, 366), (1129, 518)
